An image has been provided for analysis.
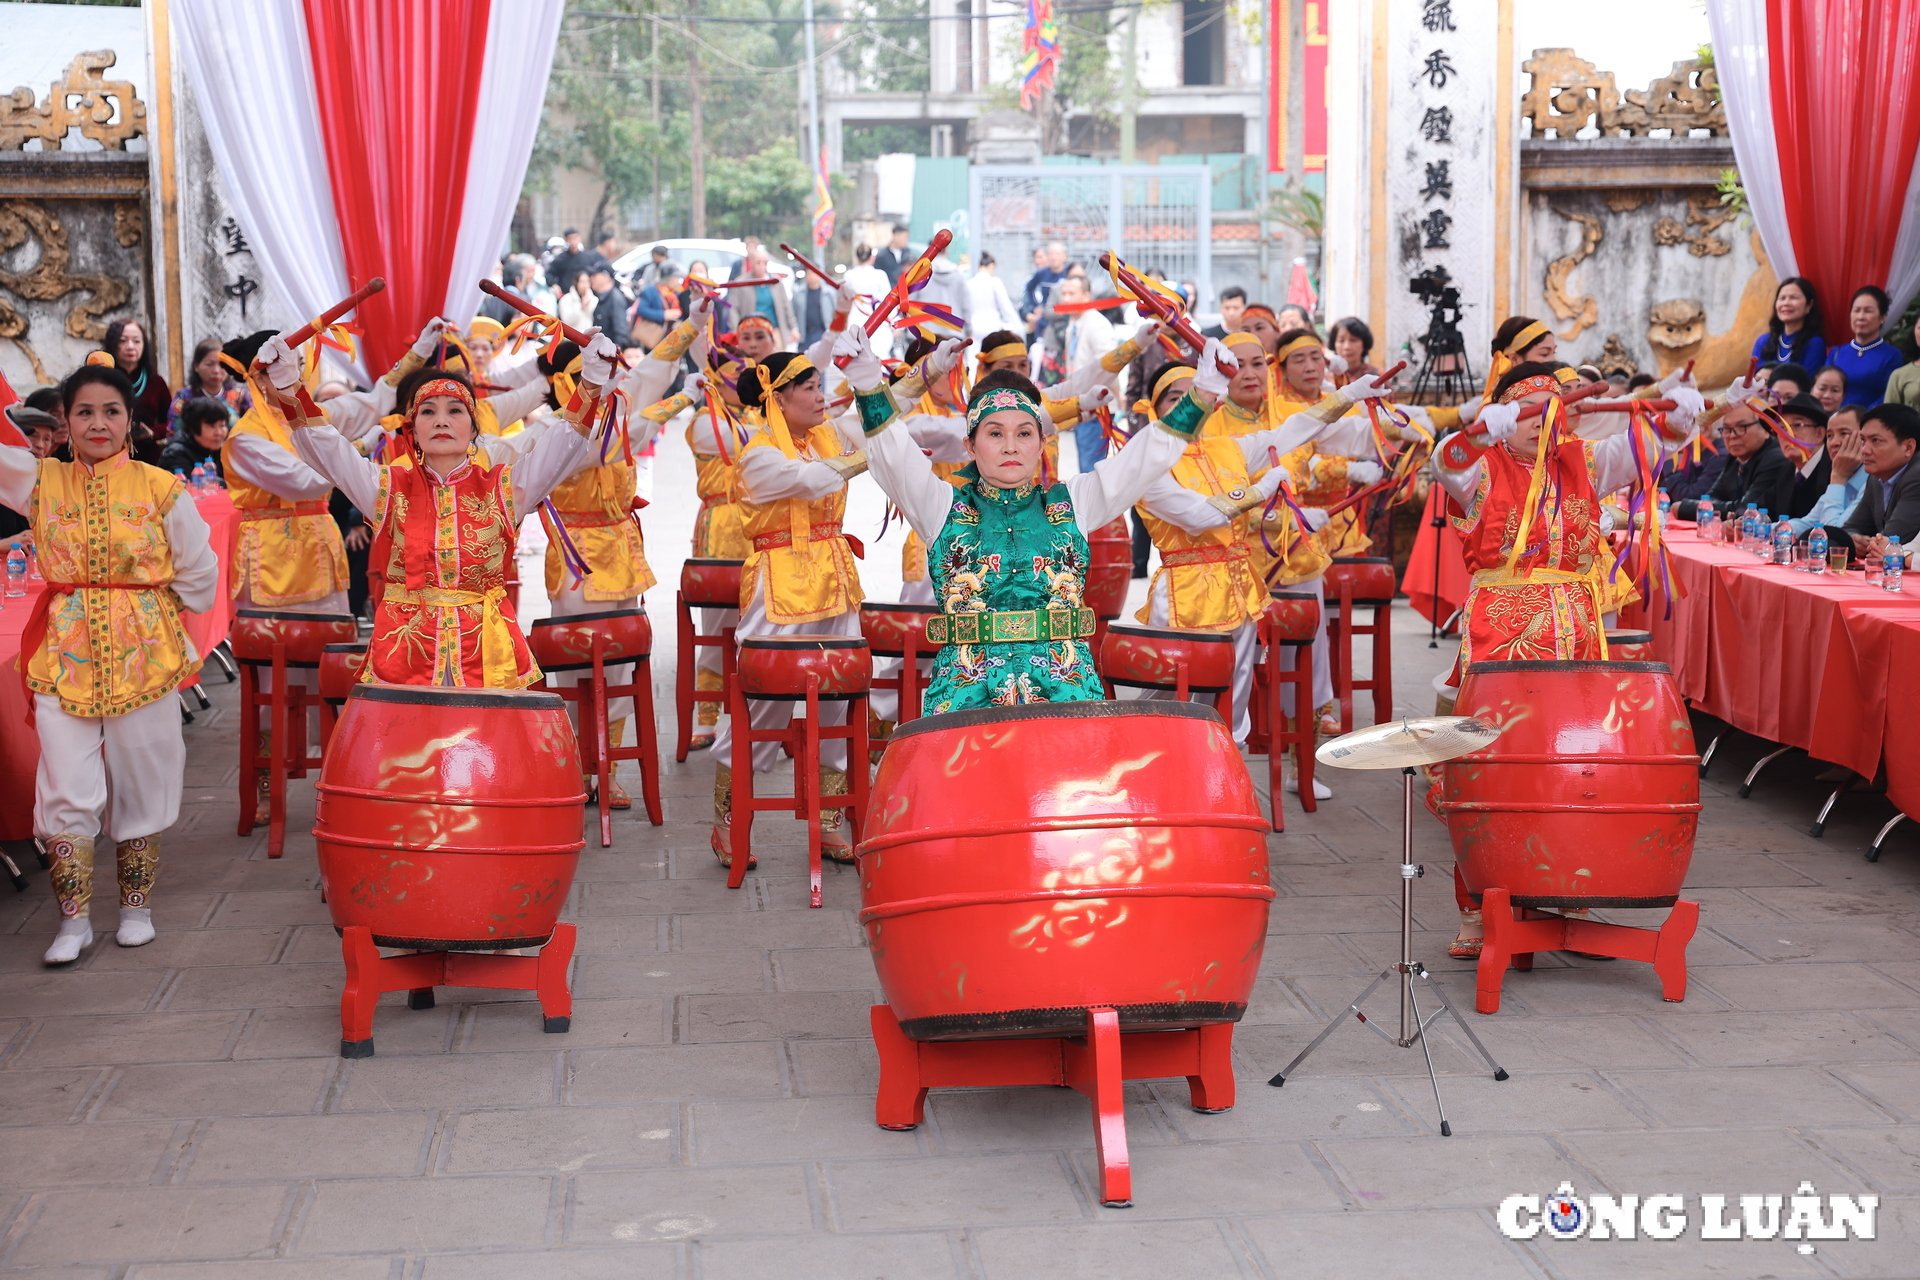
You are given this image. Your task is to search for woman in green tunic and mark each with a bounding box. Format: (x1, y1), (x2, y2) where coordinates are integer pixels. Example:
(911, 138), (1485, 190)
(836, 323), (1238, 713)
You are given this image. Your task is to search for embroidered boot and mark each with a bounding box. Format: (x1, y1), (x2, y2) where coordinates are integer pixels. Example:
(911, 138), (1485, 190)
(116, 835), (159, 947)
(820, 767), (856, 864)
(868, 708), (895, 766)
(709, 763), (755, 869)
(43, 834), (95, 965)
(604, 719), (632, 810)
(1448, 908), (1484, 960)
(691, 668), (723, 751)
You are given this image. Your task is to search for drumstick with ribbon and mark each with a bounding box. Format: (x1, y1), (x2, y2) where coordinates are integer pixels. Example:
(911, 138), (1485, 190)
(281, 278), (385, 349)
(480, 278), (594, 346)
(1097, 252), (1208, 354)
(1462, 380), (1606, 435)
(1572, 398), (1677, 416)
(778, 243), (839, 285)
(832, 229), (953, 367)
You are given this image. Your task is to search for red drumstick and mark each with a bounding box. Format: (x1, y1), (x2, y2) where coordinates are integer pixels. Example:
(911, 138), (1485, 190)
(1097, 252), (1209, 354)
(1465, 380), (1605, 435)
(1573, 398), (1678, 415)
(778, 243), (838, 285)
(479, 278), (592, 346)
(865, 229), (954, 337)
(1321, 476), (1400, 520)
(282, 278), (384, 349)
(1366, 359), (1408, 387)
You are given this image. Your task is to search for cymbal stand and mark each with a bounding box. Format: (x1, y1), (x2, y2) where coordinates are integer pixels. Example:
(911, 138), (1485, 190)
(1268, 767), (1509, 1135)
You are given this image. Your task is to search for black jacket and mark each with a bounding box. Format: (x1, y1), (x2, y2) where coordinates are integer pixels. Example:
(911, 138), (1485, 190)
(592, 287), (632, 348)
(1703, 435), (1795, 519)
(1843, 461), (1920, 543)
(1786, 448), (1832, 519)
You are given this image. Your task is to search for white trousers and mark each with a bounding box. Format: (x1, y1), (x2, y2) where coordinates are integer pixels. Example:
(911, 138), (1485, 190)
(35, 694), (184, 842)
(709, 592), (860, 773)
(546, 585), (641, 728)
(1281, 575), (1335, 718)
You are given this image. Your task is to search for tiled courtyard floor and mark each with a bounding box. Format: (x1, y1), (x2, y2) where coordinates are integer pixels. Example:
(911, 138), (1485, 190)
(4, 448), (1920, 1278)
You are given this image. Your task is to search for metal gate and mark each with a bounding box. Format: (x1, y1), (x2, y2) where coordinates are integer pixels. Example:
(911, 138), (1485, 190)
(968, 165), (1214, 308)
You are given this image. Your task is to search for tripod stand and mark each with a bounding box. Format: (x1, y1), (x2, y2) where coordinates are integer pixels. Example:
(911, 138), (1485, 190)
(1269, 764), (1508, 1136)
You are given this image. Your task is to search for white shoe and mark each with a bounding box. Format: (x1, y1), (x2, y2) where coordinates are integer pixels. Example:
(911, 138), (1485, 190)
(116, 907), (155, 948)
(1288, 775), (1334, 801)
(43, 918), (93, 965)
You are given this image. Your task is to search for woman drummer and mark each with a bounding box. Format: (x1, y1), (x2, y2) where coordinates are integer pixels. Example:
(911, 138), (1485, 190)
(839, 323), (1209, 713)
(255, 331), (622, 688)
(709, 348), (868, 866)
(2, 365), (220, 964)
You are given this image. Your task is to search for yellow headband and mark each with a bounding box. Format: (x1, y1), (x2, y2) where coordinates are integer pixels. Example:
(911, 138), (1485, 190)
(1274, 332), (1322, 363)
(1222, 331), (1263, 353)
(1504, 320), (1550, 356)
(1151, 364), (1197, 405)
(766, 354), (815, 394)
(981, 340), (1028, 364)
(469, 317), (506, 343)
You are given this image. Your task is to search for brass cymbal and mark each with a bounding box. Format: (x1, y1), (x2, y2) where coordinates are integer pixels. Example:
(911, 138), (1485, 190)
(1315, 716), (1504, 770)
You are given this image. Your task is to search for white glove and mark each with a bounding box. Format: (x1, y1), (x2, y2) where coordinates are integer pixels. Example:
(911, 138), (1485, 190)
(1658, 363), (1695, 393)
(579, 332), (620, 390)
(1477, 401), (1522, 443)
(836, 278), (861, 310)
(1129, 319), (1163, 347)
(833, 323), (887, 392)
(1723, 375), (1760, 404)
(1340, 371), (1395, 403)
(927, 337), (969, 379)
(1193, 337), (1238, 400)
(1325, 351), (1349, 376)
(1600, 508), (1618, 535)
(1669, 384), (1706, 427)
(686, 291), (713, 329)
(257, 335), (302, 392)
(1458, 394), (1486, 424)
(1254, 469), (1289, 501)
(685, 372), (709, 401)
(1083, 385), (1115, 413)
(1299, 506), (1329, 532)
(1346, 460), (1385, 486)
(410, 318), (453, 359)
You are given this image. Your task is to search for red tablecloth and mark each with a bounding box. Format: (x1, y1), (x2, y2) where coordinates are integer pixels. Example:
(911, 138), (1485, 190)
(1400, 486), (1470, 627)
(0, 491), (237, 841)
(1631, 526), (1920, 813)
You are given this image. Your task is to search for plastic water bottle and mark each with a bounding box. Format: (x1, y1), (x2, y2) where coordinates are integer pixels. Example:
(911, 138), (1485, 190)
(1772, 516), (1793, 565)
(4, 546), (25, 598)
(173, 467), (189, 492)
(1696, 497), (1714, 538)
(1657, 489), (1672, 527)
(1753, 509), (1773, 558)
(1886, 536), (1904, 593)
(1808, 527), (1828, 574)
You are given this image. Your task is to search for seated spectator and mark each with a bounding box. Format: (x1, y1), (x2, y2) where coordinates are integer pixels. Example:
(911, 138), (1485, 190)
(168, 338), (251, 438)
(1789, 405), (1866, 538)
(7, 403), (58, 460)
(1764, 362), (1812, 402)
(1886, 311), (1920, 409)
(157, 398), (229, 482)
(22, 387), (67, 460)
(1752, 276), (1828, 373)
(1776, 394), (1830, 518)
(1844, 403), (1920, 552)
(1674, 397), (1793, 521)
(1810, 364), (1847, 415)
(1627, 372), (1658, 393)
(1833, 286), (1904, 407)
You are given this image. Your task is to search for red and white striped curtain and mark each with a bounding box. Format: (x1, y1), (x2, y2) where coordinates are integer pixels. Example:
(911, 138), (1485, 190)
(173, 0), (564, 373)
(1708, 0), (1920, 334)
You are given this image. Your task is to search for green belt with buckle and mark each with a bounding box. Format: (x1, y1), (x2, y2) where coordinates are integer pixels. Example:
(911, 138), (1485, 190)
(924, 606), (1097, 647)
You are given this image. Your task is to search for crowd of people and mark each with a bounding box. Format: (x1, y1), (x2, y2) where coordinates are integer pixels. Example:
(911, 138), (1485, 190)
(10, 212), (1920, 970)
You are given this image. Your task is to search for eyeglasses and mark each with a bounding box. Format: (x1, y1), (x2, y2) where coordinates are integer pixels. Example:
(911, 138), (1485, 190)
(1714, 423), (1756, 439)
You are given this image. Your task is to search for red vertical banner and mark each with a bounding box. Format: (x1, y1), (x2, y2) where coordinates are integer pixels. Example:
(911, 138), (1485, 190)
(1269, 0), (1329, 174)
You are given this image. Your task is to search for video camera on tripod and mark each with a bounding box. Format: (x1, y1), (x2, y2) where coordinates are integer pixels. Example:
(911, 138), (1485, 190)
(1407, 266), (1475, 399)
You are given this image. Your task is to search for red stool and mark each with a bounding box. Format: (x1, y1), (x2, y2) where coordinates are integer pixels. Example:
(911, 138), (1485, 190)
(1325, 556), (1395, 734)
(1605, 628), (1654, 662)
(1099, 624), (1235, 726)
(529, 608), (665, 847)
(675, 558), (744, 762)
(728, 634), (872, 908)
(1084, 518), (1133, 651)
(1258, 589), (1321, 831)
(860, 601), (939, 730)
(233, 609), (359, 858)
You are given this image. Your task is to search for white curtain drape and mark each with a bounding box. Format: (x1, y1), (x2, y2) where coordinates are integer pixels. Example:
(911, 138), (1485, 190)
(1704, 0), (1796, 282)
(442, 0), (565, 325)
(1884, 153), (1920, 326)
(172, 0), (350, 334)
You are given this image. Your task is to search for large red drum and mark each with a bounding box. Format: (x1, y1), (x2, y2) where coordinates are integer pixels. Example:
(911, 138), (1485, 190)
(1266, 589), (1321, 641)
(314, 686), (585, 949)
(859, 601), (939, 657)
(1605, 629), (1654, 663)
(231, 609), (359, 666)
(1099, 623), (1234, 695)
(857, 701), (1273, 1039)
(318, 642), (368, 703)
(1439, 660), (1700, 908)
(736, 634), (871, 699)
(1083, 519), (1133, 620)
(528, 608), (653, 670)
(682, 558), (745, 610)
(1325, 556), (1396, 604)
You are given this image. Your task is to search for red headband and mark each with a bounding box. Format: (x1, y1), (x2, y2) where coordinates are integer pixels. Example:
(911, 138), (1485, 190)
(737, 315), (776, 335)
(407, 376), (477, 420)
(1497, 373), (1563, 405)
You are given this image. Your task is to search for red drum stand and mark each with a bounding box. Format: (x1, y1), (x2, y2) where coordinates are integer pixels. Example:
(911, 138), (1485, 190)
(1098, 623), (1235, 724)
(339, 923), (577, 1056)
(1256, 589), (1321, 831)
(870, 1003), (1236, 1208)
(1325, 556), (1396, 734)
(675, 559), (743, 761)
(233, 610), (359, 857)
(1475, 890), (1700, 1014)
(529, 608), (665, 845)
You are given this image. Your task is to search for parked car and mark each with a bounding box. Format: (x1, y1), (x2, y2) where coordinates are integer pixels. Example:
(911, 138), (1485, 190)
(608, 238), (793, 290)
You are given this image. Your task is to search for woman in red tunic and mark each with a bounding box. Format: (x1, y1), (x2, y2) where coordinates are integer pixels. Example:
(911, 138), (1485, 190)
(251, 331), (622, 687)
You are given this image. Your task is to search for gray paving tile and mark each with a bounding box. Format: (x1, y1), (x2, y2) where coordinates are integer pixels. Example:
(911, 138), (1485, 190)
(12, 1011), (245, 1067)
(183, 1113), (433, 1181)
(1, 1122), (176, 1187)
(162, 963), (343, 1011)
(567, 1042), (786, 1103)
(698, 1232), (960, 1280)
(205, 890), (335, 929)
(678, 907), (860, 952)
(1692, 962), (1920, 1011)
(334, 1052), (560, 1112)
(569, 1166), (813, 1243)
(571, 951), (767, 999)
(1713, 920), (1920, 963)
(580, 878), (761, 916)
(1314, 1133), (1597, 1211)
(1071, 1138), (1346, 1219)
(1808, 1126), (1920, 1194)
(1560, 1126), (1857, 1197)
(442, 1104), (677, 1173)
(1516, 1233), (1826, 1279)
(677, 989), (875, 1042)
(461, 997), (669, 1052)
(974, 1220), (1248, 1279)
(233, 1002), (458, 1059)
(1242, 1209), (1538, 1280)
(1815, 1195), (1920, 1277)
(83, 927), (286, 970)
(823, 1153), (1087, 1230)
(785, 1037), (881, 1098)
(417, 1249), (677, 1280)
(1648, 1009), (1916, 1067)
(9, 1185), (289, 1265)
(1376, 1069), (1649, 1134)
(93, 1058), (335, 1121)
(770, 947), (885, 993)
(296, 1175), (554, 1253)
(1611, 1066), (1897, 1128)
(2, 971), (167, 1018)
(689, 1094), (919, 1163)
(128, 1263), (398, 1280)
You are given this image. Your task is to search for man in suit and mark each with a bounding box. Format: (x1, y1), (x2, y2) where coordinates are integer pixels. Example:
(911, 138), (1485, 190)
(873, 223), (911, 287)
(1778, 394), (1831, 518)
(1844, 403), (1920, 552)
(1675, 397), (1795, 521)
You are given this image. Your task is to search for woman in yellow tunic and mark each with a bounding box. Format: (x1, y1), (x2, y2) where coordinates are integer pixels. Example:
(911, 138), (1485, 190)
(710, 349), (868, 866)
(683, 356), (753, 750)
(2, 365), (220, 964)
(260, 332), (620, 687)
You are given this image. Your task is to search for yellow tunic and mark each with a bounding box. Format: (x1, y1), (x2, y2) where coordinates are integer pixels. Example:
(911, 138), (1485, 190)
(539, 394), (687, 602)
(27, 455), (199, 716)
(1203, 398), (1331, 587)
(1270, 390), (1369, 560)
(221, 401), (349, 607)
(739, 422), (863, 623)
(689, 425), (749, 560)
(1136, 435), (1268, 631)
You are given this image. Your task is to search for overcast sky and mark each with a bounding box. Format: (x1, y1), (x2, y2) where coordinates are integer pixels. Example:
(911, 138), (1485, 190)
(1516, 0), (1712, 94)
